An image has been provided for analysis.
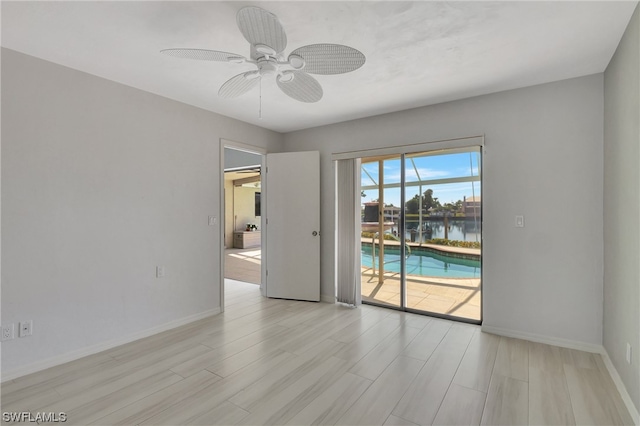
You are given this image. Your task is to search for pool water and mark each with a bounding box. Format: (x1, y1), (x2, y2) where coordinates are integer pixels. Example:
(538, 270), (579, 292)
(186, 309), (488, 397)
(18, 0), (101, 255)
(361, 246), (481, 278)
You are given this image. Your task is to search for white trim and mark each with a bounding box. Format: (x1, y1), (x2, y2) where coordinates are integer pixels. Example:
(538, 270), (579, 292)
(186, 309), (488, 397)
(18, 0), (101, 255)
(221, 139), (267, 156)
(1, 308), (220, 382)
(321, 294), (336, 303)
(481, 325), (603, 353)
(601, 349), (640, 425)
(331, 135), (484, 161)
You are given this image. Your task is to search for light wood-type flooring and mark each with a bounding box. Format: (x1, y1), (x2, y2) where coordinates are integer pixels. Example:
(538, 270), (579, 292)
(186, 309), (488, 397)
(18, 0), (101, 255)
(1, 280), (633, 425)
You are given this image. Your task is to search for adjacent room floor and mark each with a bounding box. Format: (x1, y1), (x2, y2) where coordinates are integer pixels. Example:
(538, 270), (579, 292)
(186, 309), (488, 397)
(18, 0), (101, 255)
(225, 247), (261, 285)
(1, 279), (633, 425)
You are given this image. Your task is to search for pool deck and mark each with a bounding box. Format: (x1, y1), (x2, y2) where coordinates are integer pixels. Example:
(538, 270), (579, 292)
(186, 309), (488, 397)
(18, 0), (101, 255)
(360, 237), (481, 320)
(361, 238), (481, 257)
(361, 268), (481, 321)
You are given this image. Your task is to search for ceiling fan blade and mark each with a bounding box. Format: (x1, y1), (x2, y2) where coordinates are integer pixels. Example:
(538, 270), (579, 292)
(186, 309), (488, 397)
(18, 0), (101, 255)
(277, 71), (323, 103)
(289, 44), (366, 75)
(218, 72), (261, 99)
(236, 7), (287, 54)
(161, 48), (247, 62)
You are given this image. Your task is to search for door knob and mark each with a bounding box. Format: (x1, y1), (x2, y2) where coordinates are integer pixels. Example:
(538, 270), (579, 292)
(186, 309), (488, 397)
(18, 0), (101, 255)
(312, 231), (319, 236)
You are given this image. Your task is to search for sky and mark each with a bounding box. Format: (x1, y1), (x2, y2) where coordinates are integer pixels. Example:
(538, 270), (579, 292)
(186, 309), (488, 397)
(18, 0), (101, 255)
(361, 150), (481, 207)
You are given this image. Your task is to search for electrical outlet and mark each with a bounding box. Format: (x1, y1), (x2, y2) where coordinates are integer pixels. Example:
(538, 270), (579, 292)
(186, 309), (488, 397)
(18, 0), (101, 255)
(156, 266), (165, 278)
(627, 343), (632, 364)
(19, 320), (33, 338)
(2, 324), (15, 341)
(208, 216), (217, 226)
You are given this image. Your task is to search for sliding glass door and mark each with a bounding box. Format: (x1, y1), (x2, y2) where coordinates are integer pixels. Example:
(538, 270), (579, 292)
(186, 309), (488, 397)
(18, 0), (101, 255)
(360, 147), (482, 323)
(360, 155), (403, 308)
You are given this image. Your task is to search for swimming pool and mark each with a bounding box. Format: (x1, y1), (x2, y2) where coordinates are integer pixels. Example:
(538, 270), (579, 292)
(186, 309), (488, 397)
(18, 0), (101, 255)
(361, 246), (481, 278)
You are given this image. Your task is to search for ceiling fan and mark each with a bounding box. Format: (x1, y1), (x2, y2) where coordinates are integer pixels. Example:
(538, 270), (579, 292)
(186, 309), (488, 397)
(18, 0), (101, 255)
(161, 6), (365, 103)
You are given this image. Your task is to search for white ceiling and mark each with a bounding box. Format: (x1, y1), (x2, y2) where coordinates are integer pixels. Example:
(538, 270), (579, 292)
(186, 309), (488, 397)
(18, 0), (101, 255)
(2, 1), (637, 133)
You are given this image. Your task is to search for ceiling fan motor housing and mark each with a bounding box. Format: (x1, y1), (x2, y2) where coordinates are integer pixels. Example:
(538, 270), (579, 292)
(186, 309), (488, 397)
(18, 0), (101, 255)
(257, 57), (278, 76)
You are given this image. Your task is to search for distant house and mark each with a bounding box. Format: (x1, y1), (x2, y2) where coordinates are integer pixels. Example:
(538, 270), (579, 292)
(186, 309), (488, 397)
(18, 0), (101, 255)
(463, 196), (481, 218)
(361, 202), (401, 224)
(383, 206), (401, 224)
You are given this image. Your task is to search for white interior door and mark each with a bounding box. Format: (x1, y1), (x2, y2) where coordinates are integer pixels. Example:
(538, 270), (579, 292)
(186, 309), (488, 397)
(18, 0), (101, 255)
(265, 151), (320, 301)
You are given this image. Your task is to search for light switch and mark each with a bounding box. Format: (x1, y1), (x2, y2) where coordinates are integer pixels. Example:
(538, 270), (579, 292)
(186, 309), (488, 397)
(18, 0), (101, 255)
(515, 215), (525, 228)
(208, 216), (217, 226)
(19, 321), (32, 337)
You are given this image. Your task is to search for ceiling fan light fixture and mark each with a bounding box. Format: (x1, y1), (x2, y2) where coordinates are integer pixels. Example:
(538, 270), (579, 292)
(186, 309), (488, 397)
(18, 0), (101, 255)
(288, 54), (305, 70)
(278, 71), (295, 83)
(277, 71), (323, 103)
(255, 44), (277, 56)
(244, 71), (261, 80)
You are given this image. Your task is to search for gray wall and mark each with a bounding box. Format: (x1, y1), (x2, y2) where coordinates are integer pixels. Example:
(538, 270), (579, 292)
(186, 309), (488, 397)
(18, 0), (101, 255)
(284, 74), (605, 347)
(1, 48), (283, 375)
(604, 4), (640, 414)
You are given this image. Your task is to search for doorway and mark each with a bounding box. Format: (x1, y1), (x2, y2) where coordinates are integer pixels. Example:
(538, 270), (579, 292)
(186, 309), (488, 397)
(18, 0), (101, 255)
(221, 142), (267, 310)
(359, 147), (482, 323)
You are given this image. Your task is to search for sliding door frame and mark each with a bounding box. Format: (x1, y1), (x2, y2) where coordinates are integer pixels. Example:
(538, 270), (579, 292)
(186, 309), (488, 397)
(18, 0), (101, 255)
(333, 136), (484, 325)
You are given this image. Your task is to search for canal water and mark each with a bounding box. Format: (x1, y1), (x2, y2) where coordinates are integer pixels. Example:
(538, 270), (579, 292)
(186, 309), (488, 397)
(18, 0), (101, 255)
(403, 219), (481, 243)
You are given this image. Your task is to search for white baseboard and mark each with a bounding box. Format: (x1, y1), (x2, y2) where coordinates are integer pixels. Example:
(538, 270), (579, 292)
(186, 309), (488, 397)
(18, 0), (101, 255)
(320, 294), (336, 303)
(482, 325), (639, 424)
(601, 349), (640, 425)
(1, 308), (221, 382)
(481, 325), (603, 353)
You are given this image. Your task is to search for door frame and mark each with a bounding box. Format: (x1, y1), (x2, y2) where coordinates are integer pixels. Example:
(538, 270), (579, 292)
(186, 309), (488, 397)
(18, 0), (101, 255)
(219, 139), (267, 313)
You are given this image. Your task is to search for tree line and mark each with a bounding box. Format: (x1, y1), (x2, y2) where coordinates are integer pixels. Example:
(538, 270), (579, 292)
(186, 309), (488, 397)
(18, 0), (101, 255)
(405, 189), (463, 214)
